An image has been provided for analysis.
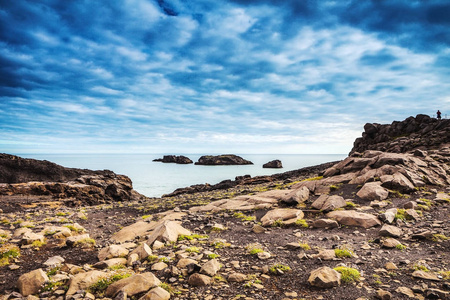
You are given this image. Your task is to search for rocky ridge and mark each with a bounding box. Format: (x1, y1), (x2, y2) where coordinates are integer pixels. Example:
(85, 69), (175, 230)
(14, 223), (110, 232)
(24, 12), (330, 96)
(153, 156), (193, 164)
(0, 154), (144, 206)
(351, 114), (450, 154)
(0, 115), (449, 300)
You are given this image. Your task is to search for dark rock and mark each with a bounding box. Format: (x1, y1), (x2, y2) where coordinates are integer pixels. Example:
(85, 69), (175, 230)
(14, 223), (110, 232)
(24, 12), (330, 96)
(153, 155), (193, 164)
(0, 154), (143, 205)
(350, 115), (450, 155)
(195, 154), (253, 165)
(263, 160), (283, 168)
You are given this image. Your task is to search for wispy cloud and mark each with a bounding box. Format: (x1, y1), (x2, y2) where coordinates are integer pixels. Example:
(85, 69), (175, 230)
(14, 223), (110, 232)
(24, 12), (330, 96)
(0, 1), (449, 154)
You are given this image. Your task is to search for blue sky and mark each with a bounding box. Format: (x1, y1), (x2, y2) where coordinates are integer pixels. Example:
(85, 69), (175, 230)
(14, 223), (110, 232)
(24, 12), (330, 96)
(1, 0), (449, 155)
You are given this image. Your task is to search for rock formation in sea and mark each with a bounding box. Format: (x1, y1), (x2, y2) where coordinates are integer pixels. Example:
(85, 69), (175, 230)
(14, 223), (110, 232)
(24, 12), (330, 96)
(263, 159), (283, 168)
(194, 154), (253, 165)
(152, 155), (193, 164)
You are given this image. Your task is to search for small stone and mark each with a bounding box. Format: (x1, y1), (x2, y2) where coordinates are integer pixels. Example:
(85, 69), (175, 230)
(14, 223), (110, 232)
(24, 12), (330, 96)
(17, 269), (49, 297)
(395, 286), (415, 298)
(379, 224), (402, 238)
(252, 224), (266, 233)
(381, 238), (401, 248)
(376, 289), (392, 300)
(200, 259), (221, 277)
(228, 273), (247, 282)
(151, 262), (168, 271)
(384, 262), (398, 270)
(257, 251), (271, 260)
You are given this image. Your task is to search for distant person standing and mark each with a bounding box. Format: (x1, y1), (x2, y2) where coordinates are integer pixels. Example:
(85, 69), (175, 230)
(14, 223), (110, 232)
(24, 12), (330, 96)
(436, 110), (441, 120)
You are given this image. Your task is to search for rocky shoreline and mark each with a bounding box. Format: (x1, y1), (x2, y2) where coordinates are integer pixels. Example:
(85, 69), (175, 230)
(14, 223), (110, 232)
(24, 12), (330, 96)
(0, 115), (449, 300)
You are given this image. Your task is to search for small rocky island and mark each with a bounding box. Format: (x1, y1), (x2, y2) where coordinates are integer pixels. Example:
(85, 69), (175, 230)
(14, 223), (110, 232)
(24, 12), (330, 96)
(152, 155), (193, 164)
(263, 159), (283, 168)
(194, 154), (253, 165)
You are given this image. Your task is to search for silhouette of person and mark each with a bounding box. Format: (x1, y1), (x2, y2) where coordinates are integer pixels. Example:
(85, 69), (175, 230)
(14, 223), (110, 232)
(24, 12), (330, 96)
(437, 110), (441, 120)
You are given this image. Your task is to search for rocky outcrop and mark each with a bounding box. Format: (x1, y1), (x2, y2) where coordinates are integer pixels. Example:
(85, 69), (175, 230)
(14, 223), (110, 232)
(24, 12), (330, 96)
(195, 154), (253, 165)
(153, 155), (193, 164)
(350, 114), (450, 154)
(263, 160), (283, 168)
(0, 154), (143, 205)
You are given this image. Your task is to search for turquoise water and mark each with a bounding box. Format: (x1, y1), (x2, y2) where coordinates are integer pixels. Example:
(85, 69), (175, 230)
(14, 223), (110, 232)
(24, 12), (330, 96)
(17, 154), (346, 197)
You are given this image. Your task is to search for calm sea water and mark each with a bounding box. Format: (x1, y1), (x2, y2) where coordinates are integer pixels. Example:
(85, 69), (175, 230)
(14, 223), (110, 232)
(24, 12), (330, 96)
(17, 154), (346, 197)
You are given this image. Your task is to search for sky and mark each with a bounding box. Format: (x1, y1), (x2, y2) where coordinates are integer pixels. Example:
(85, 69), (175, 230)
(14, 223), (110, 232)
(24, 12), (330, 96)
(1, 0), (449, 155)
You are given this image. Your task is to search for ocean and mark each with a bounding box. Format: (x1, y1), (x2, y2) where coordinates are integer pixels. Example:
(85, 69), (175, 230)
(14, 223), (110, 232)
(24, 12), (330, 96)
(17, 154), (347, 197)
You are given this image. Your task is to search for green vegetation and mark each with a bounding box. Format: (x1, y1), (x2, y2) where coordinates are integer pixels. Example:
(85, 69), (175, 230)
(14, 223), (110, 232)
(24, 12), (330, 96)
(389, 190), (410, 199)
(0, 244), (20, 266)
(412, 264), (429, 272)
(185, 246), (200, 253)
(108, 264), (126, 270)
(269, 263), (291, 274)
(141, 215), (152, 219)
(147, 255), (159, 263)
(345, 201), (356, 208)
(334, 247), (353, 258)
(299, 242), (311, 251)
(89, 272), (132, 296)
(329, 183), (342, 191)
(295, 219), (309, 228)
(431, 234), (448, 242)
(178, 234), (209, 241)
(56, 212), (67, 216)
(159, 282), (176, 294)
(41, 281), (63, 292)
(271, 219), (284, 227)
(47, 267), (60, 276)
(245, 243), (264, 255)
(64, 224), (84, 233)
(233, 212), (256, 222)
(394, 209), (408, 221)
(437, 270), (450, 280)
(395, 243), (407, 251)
(333, 266), (361, 283)
(73, 237), (96, 248)
(31, 240), (46, 248)
(210, 240), (231, 249)
(207, 253), (220, 259)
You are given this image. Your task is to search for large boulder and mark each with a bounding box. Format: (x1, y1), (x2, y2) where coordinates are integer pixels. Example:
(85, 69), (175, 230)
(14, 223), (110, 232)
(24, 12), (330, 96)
(105, 272), (161, 297)
(17, 269), (49, 297)
(356, 182), (389, 201)
(280, 186), (309, 205)
(311, 195), (346, 212)
(308, 266), (341, 288)
(260, 208), (304, 227)
(146, 221), (191, 246)
(66, 270), (107, 297)
(327, 211), (381, 228)
(195, 154), (253, 165)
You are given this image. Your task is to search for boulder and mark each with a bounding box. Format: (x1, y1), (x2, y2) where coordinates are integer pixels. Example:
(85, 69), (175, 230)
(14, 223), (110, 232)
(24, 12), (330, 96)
(228, 273), (247, 282)
(280, 186), (309, 205)
(139, 286), (171, 300)
(380, 173), (415, 193)
(98, 244), (129, 261)
(111, 221), (159, 243)
(260, 208), (304, 227)
(195, 154), (253, 165)
(327, 211), (381, 228)
(379, 224), (402, 238)
(312, 219), (339, 229)
(200, 259), (221, 277)
(311, 195), (346, 212)
(146, 221), (191, 245)
(66, 233), (91, 247)
(17, 269), (49, 297)
(356, 182), (389, 201)
(378, 208), (397, 224)
(188, 273), (211, 286)
(105, 272), (161, 297)
(312, 250), (336, 260)
(129, 243), (152, 260)
(43, 256), (65, 267)
(93, 258), (128, 269)
(263, 160), (283, 168)
(66, 270), (106, 297)
(308, 266), (341, 288)
(19, 232), (45, 246)
(412, 270), (440, 281)
(381, 238), (401, 248)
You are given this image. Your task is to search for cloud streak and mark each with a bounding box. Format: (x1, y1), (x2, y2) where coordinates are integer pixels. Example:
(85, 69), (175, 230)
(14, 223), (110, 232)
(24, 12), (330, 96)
(0, 0), (449, 154)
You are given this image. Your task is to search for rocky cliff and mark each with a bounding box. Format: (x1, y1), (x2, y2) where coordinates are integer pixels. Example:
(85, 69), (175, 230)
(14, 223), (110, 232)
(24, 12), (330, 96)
(0, 154), (142, 205)
(351, 114), (449, 155)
